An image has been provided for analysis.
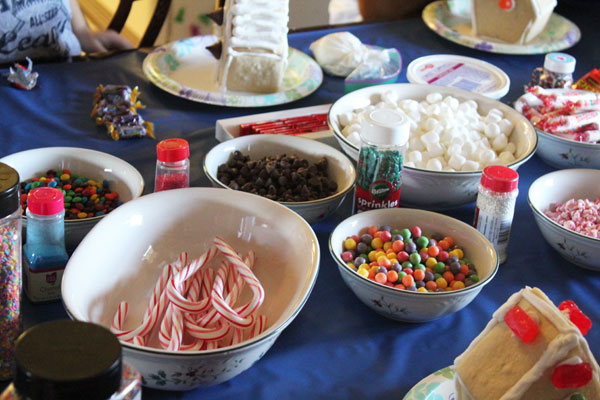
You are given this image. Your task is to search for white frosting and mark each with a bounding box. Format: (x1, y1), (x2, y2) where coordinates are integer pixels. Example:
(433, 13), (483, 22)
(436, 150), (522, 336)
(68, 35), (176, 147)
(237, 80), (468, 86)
(454, 286), (599, 400)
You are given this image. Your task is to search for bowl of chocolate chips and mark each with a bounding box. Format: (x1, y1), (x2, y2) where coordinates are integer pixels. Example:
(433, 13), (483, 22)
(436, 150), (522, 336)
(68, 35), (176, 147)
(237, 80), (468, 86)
(203, 135), (356, 224)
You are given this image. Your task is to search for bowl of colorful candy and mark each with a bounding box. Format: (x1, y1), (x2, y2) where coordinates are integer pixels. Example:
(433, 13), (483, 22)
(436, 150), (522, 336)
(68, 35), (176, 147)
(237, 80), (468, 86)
(329, 208), (499, 322)
(515, 87), (600, 169)
(203, 134), (356, 224)
(62, 187), (320, 390)
(0, 147), (144, 253)
(328, 83), (537, 209)
(528, 168), (600, 271)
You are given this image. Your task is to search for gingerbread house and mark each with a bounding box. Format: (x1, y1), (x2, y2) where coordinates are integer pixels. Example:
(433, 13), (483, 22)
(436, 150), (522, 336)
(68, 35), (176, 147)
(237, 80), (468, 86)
(454, 287), (600, 400)
(206, 0), (289, 93)
(471, 0), (557, 44)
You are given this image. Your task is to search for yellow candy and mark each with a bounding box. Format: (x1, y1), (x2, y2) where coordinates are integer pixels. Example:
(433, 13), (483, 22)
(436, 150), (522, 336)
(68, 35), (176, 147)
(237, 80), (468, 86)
(368, 250), (378, 262)
(60, 174), (70, 181)
(386, 253), (397, 260)
(369, 266), (378, 274)
(451, 280), (465, 290)
(39, 177), (47, 182)
(371, 237), (383, 249)
(87, 180), (96, 186)
(383, 241), (393, 251)
(77, 212), (87, 219)
(347, 263), (357, 270)
(449, 249), (464, 259)
(436, 277), (448, 289)
(425, 257), (438, 268)
(357, 268), (369, 278)
(344, 238), (357, 251)
(375, 251), (386, 259)
(359, 263), (370, 270)
(94, 198), (100, 204)
(90, 194), (98, 201)
(417, 287), (428, 293)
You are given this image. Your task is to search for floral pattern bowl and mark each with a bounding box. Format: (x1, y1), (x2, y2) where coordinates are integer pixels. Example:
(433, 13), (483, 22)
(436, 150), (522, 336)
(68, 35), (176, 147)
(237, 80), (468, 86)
(528, 168), (600, 271)
(62, 188), (320, 390)
(329, 208), (499, 323)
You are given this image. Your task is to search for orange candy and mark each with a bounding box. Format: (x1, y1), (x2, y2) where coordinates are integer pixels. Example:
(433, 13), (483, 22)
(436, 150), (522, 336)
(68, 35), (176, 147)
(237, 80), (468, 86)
(427, 245), (439, 257)
(438, 240), (450, 250)
(443, 236), (455, 247)
(392, 240), (404, 253)
(367, 225), (379, 237)
(425, 281), (437, 291)
(443, 271), (455, 283)
(375, 272), (387, 284)
(460, 264), (470, 275)
(451, 280), (465, 290)
(387, 270), (399, 283)
(402, 274), (415, 287)
(413, 269), (425, 281)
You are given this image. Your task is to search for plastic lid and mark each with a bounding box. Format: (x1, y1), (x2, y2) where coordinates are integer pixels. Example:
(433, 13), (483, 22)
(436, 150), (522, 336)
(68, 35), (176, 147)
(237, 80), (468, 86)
(0, 162), (20, 219)
(27, 187), (64, 216)
(406, 55), (510, 99)
(480, 166), (519, 193)
(14, 320), (122, 400)
(157, 138), (190, 162)
(360, 108), (409, 146)
(544, 53), (576, 74)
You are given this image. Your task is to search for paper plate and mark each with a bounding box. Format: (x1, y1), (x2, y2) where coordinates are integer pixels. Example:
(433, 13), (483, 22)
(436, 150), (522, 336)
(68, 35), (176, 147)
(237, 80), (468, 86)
(422, 1), (581, 55)
(143, 35), (323, 107)
(403, 366), (457, 400)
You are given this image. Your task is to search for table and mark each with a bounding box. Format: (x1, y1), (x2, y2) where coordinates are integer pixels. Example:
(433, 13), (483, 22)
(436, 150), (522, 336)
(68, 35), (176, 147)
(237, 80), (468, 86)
(1, 3), (599, 398)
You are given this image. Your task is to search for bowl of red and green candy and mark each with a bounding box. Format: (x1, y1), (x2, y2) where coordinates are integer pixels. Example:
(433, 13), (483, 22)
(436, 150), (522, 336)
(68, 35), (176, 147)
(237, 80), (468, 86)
(329, 208), (499, 322)
(0, 147), (144, 253)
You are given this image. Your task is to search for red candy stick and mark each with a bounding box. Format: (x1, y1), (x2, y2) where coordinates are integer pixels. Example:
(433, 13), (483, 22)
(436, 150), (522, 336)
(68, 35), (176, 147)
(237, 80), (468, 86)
(552, 362), (593, 389)
(504, 305), (539, 343)
(559, 300), (592, 335)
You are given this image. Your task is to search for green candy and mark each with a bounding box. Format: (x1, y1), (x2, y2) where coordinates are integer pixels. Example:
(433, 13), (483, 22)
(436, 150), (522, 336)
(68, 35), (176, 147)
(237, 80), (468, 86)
(390, 228), (400, 236)
(416, 236), (429, 249)
(72, 196), (82, 203)
(434, 262), (446, 274)
(401, 261), (412, 270)
(469, 274), (480, 283)
(64, 196), (72, 202)
(400, 228), (411, 240)
(414, 263), (426, 271)
(570, 394), (585, 400)
(409, 252), (421, 266)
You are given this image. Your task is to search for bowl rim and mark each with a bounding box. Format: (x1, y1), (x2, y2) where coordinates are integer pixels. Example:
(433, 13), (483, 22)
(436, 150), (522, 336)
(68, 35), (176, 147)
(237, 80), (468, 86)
(327, 83), (538, 175)
(203, 134), (357, 205)
(527, 169), (600, 243)
(328, 208), (500, 297)
(62, 187), (321, 357)
(0, 146), (145, 224)
(535, 127), (600, 148)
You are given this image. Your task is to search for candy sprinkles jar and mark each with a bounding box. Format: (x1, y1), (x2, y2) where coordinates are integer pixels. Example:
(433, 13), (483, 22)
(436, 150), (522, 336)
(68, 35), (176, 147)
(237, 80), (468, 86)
(0, 162), (22, 380)
(0, 320), (141, 400)
(528, 53), (576, 89)
(353, 108), (409, 213)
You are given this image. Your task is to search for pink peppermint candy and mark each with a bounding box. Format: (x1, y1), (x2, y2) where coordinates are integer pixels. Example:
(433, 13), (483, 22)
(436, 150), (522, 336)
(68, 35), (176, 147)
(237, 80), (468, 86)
(545, 198), (600, 239)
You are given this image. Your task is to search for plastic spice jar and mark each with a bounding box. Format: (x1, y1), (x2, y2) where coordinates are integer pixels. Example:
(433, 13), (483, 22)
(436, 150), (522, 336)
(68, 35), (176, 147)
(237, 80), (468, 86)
(0, 162), (22, 380)
(354, 108), (409, 213)
(155, 138), (190, 192)
(0, 320), (141, 400)
(528, 53), (576, 89)
(473, 166), (519, 264)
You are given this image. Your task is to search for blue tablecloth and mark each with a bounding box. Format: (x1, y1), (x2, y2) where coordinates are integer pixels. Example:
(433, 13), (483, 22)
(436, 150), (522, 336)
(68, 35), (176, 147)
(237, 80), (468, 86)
(1, 3), (599, 399)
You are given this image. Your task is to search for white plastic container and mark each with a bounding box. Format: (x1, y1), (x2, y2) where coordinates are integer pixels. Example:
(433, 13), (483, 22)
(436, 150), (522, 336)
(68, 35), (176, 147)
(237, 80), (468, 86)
(407, 55), (510, 100)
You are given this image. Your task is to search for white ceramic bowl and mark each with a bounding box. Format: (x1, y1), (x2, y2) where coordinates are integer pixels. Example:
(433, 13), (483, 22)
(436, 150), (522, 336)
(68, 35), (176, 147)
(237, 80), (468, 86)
(203, 134), (356, 224)
(515, 89), (600, 169)
(528, 169), (600, 271)
(328, 83), (537, 209)
(329, 208), (499, 322)
(62, 187), (320, 390)
(0, 147), (144, 252)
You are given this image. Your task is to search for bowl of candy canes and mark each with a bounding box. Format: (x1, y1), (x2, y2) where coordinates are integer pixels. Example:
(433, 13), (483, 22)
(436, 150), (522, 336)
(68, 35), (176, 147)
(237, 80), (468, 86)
(0, 146), (144, 253)
(528, 168), (600, 271)
(62, 187), (320, 390)
(329, 208), (499, 322)
(203, 134), (356, 224)
(515, 86), (600, 169)
(328, 83), (538, 209)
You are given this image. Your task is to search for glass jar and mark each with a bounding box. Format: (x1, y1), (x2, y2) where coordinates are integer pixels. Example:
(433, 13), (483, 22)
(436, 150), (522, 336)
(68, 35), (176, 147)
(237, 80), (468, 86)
(0, 320), (142, 399)
(155, 138), (190, 192)
(23, 187), (69, 302)
(353, 108), (409, 213)
(0, 162), (22, 380)
(528, 52), (576, 89)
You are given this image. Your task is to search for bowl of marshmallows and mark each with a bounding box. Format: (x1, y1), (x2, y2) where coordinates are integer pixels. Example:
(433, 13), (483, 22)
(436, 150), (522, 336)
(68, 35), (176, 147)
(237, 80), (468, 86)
(328, 84), (538, 209)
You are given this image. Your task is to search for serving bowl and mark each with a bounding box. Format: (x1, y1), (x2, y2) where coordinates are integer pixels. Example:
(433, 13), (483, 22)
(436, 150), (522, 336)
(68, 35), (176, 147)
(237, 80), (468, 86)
(62, 187), (320, 390)
(329, 208), (498, 322)
(515, 89), (600, 169)
(203, 134), (356, 224)
(0, 147), (144, 252)
(528, 168), (600, 271)
(328, 83), (537, 209)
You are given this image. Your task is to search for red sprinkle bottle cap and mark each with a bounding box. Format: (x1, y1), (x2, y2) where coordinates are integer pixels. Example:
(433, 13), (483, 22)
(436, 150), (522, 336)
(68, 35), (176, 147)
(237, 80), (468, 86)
(157, 138), (190, 162)
(28, 187), (64, 216)
(480, 165), (519, 193)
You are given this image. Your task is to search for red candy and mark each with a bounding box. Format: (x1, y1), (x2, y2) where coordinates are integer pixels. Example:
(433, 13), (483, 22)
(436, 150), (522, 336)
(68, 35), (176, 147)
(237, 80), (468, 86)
(551, 362), (593, 389)
(559, 300), (592, 335)
(504, 306), (539, 343)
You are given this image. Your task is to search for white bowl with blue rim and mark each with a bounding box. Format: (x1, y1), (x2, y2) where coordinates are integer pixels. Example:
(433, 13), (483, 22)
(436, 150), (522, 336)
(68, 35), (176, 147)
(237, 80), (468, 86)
(329, 207), (499, 322)
(328, 83), (537, 210)
(528, 168), (600, 271)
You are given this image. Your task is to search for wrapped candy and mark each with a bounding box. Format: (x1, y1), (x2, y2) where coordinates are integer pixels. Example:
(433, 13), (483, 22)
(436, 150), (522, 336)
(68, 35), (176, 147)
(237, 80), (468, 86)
(7, 57), (38, 90)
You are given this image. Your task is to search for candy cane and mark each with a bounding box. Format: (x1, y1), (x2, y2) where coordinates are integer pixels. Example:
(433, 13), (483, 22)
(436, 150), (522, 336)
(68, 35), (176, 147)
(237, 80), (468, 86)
(167, 248), (218, 313)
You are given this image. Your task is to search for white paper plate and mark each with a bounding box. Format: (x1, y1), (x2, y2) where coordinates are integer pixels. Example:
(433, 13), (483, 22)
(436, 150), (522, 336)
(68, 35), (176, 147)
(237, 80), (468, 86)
(143, 35), (323, 107)
(422, 1), (580, 55)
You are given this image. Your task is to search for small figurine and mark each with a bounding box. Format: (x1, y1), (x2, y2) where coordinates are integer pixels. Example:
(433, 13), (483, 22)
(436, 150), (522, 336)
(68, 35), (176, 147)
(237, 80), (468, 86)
(7, 57), (38, 90)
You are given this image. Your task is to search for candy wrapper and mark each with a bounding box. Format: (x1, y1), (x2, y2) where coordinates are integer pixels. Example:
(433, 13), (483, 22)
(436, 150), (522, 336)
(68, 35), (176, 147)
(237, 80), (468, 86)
(309, 32), (401, 92)
(572, 69), (600, 93)
(7, 57), (38, 90)
(91, 84), (154, 141)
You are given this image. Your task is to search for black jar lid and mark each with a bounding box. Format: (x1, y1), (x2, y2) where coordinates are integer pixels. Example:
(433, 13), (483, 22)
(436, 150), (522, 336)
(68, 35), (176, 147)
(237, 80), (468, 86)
(14, 320), (122, 400)
(0, 162), (20, 220)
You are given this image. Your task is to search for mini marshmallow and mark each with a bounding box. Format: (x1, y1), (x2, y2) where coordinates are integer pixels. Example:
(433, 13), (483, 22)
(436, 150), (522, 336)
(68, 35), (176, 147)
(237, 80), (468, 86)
(407, 150), (423, 164)
(426, 158), (443, 171)
(399, 99), (420, 112)
(347, 131), (361, 147)
(442, 96), (460, 111)
(484, 123), (501, 138)
(498, 151), (516, 164)
(427, 103), (441, 116)
(422, 117), (438, 132)
(492, 134), (508, 151)
(462, 160), (480, 171)
(426, 92), (443, 104)
(498, 118), (514, 136)
(421, 130), (440, 145)
(447, 143), (463, 157)
(448, 154), (466, 169)
(404, 161), (416, 168)
(479, 148), (497, 163)
(462, 141), (478, 157)
(426, 142), (445, 157)
(409, 137), (426, 152)
(338, 112), (353, 126)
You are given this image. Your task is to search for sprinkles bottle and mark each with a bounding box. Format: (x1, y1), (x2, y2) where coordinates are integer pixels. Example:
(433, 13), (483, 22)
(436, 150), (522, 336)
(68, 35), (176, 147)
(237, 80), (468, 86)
(0, 162), (22, 380)
(154, 138), (190, 192)
(353, 108), (409, 213)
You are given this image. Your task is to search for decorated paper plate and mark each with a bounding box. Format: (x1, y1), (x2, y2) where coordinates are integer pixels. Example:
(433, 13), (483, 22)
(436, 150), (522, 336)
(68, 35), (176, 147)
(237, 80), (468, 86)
(403, 366), (457, 400)
(143, 35), (323, 107)
(422, 1), (581, 55)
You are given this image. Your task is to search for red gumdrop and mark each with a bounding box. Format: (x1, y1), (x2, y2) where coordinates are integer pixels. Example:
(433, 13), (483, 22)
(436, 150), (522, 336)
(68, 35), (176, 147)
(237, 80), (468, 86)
(504, 305), (539, 343)
(551, 362), (593, 389)
(498, 0), (513, 9)
(559, 300), (592, 336)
